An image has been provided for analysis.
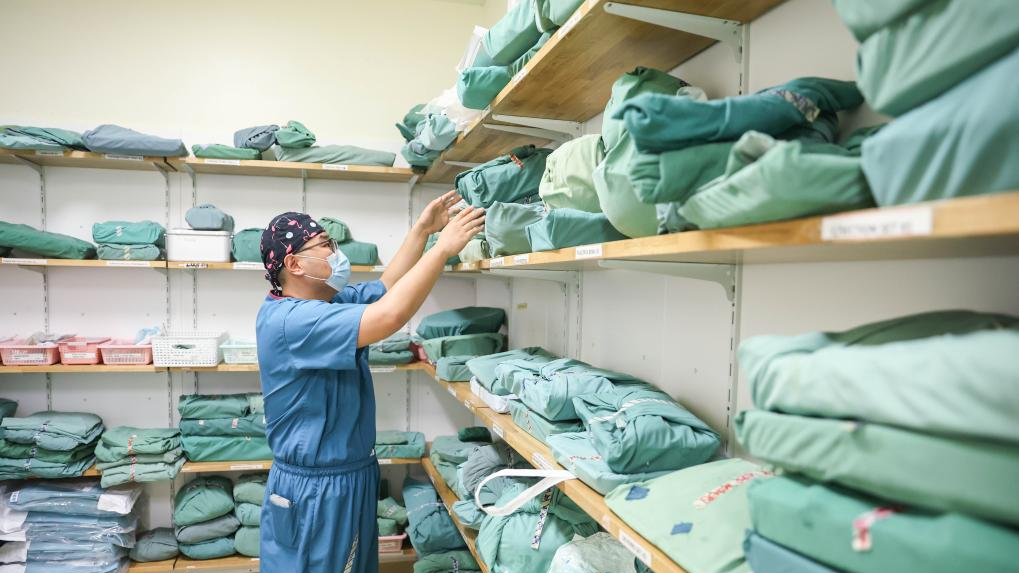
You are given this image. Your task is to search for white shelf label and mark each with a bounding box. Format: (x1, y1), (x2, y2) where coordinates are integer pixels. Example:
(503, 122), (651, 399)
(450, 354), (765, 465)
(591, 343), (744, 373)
(490, 257), (505, 267)
(574, 244), (603, 259)
(232, 262), (264, 270)
(464, 399), (474, 412)
(104, 153), (144, 161)
(181, 262), (209, 269)
(372, 265), (387, 272)
(448, 386), (457, 397)
(512, 69), (528, 86)
(531, 452), (553, 470)
(491, 424), (505, 439)
(444, 265), (453, 271)
(228, 463), (266, 471)
(203, 158), (241, 166)
(557, 10), (583, 40)
(322, 164), (350, 171)
(34, 150), (64, 157)
(104, 261), (152, 267)
(821, 207), (933, 241)
(370, 366), (396, 374)
(618, 531), (652, 567)
(600, 514), (613, 531)
(513, 254), (529, 265)
(2, 258), (47, 266)
(378, 458), (393, 465)
(63, 352), (95, 360)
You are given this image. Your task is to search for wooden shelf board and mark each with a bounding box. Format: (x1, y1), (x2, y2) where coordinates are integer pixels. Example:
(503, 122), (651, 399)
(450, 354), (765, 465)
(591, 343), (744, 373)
(421, 457), (491, 573)
(129, 559), (177, 573)
(171, 157), (415, 183)
(181, 456), (421, 474)
(0, 364), (164, 373)
(173, 556), (260, 572)
(0, 149), (174, 172)
(1, 258), (165, 269)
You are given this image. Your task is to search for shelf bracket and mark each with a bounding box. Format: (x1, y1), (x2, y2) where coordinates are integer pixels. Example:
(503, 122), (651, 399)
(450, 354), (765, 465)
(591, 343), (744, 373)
(603, 2), (745, 63)
(10, 154), (43, 176)
(444, 160), (482, 168)
(151, 161), (171, 186)
(487, 114), (585, 142)
(597, 260), (735, 302)
(482, 269), (578, 284)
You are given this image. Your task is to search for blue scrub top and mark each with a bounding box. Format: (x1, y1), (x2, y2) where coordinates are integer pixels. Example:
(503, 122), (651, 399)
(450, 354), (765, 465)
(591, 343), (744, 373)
(255, 280), (387, 468)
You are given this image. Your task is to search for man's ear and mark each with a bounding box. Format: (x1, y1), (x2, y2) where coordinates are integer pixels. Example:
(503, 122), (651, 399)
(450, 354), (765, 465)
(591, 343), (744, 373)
(282, 254), (303, 279)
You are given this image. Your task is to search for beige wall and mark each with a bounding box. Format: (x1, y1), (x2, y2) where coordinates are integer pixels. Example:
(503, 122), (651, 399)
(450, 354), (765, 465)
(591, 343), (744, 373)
(0, 0), (506, 150)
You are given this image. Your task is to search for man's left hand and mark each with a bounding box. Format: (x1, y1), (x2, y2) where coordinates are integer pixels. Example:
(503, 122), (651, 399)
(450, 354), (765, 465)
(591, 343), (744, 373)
(414, 190), (463, 235)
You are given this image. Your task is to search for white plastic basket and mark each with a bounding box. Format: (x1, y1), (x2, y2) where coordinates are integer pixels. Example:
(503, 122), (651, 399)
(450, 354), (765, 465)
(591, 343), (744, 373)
(221, 339), (258, 365)
(151, 331), (225, 367)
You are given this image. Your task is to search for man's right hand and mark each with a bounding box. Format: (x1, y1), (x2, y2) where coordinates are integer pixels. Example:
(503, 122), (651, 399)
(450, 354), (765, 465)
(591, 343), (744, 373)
(436, 205), (486, 258)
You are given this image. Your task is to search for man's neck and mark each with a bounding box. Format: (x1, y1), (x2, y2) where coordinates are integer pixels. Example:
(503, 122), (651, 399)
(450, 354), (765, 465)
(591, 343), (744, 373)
(281, 282), (334, 302)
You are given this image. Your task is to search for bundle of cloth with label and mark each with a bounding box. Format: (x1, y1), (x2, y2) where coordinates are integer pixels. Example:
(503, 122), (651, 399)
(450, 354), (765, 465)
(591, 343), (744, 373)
(191, 143), (261, 160)
(0, 480), (143, 573)
(369, 332), (416, 365)
(173, 476), (239, 560)
(401, 112), (458, 168)
(92, 220), (166, 261)
(0, 411), (103, 479)
(185, 204), (234, 232)
(436, 355), (474, 382)
(81, 124), (187, 157)
(318, 215), (381, 266)
(234, 124), (279, 152)
(0, 126), (87, 151)
(233, 473), (266, 557)
(412, 306), (506, 363)
(231, 228), (262, 263)
(427, 432), (493, 498)
(484, 201), (546, 257)
(458, 32), (552, 110)
(414, 550), (482, 573)
(375, 430), (426, 460)
(464, 346), (557, 412)
(455, 145), (552, 208)
(735, 309), (1019, 573)
(131, 528), (180, 562)
(378, 496), (408, 538)
(403, 478), (467, 555)
(0, 221), (97, 259)
(94, 426), (184, 487)
(178, 393), (271, 462)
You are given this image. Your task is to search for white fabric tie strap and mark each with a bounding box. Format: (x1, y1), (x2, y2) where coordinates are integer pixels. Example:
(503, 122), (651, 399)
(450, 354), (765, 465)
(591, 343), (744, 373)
(474, 468), (575, 517)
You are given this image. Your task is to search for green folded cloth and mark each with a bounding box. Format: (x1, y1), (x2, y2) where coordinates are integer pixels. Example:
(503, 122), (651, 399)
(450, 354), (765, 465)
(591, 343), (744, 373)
(275, 120), (316, 148)
(628, 142), (733, 205)
(414, 550), (482, 573)
(130, 528), (179, 562)
(368, 349), (415, 365)
(421, 333), (506, 362)
(375, 431), (425, 459)
(416, 307), (507, 340)
(402, 140), (441, 168)
(534, 0), (585, 31)
(96, 244), (163, 261)
(95, 426), (180, 460)
(483, 0), (542, 65)
(0, 453), (96, 480)
(466, 347), (557, 389)
(0, 126), (86, 151)
(186, 204), (235, 232)
(484, 202), (546, 257)
(181, 435), (272, 462)
(602, 67), (688, 151)
(539, 134), (605, 213)
(235, 526), (260, 557)
(1, 411), (104, 451)
(231, 228), (262, 262)
(370, 332), (412, 353)
(179, 413), (266, 437)
(458, 33), (551, 110)
(376, 430), (409, 445)
(318, 216), (352, 243)
(743, 531), (838, 573)
(236, 502), (261, 527)
(749, 475), (1019, 573)
(525, 208), (626, 251)
(0, 221), (96, 259)
(273, 144), (396, 167)
(378, 496), (409, 526)
(178, 394), (250, 419)
(191, 144), (261, 160)
(173, 476), (235, 526)
(455, 145), (552, 208)
(94, 447), (183, 469)
(458, 426), (491, 443)
(425, 232), (461, 265)
(735, 409), (1019, 526)
(548, 432), (670, 495)
(397, 104), (427, 142)
(431, 434), (490, 466)
(0, 398), (16, 420)
(92, 220), (165, 246)
(0, 438), (95, 464)
(175, 512), (241, 544)
(458, 238), (489, 264)
(234, 124), (279, 151)
(99, 456), (185, 487)
(437, 355), (474, 382)
(378, 517), (399, 536)
(508, 401), (583, 444)
(594, 132), (659, 238)
(178, 536), (236, 560)
(234, 473), (267, 505)
(338, 240), (380, 266)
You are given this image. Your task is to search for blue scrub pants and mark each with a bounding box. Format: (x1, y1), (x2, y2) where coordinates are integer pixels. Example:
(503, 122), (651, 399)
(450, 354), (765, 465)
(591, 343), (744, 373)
(261, 457), (379, 573)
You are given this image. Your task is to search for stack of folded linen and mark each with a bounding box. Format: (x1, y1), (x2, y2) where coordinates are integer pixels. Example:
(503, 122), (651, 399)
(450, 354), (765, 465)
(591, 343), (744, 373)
(233, 473), (266, 557)
(92, 220), (166, 261)
(130, 528), (179, 563)
(413, 307), (506, 364)
(369, 333), (416, 366)
(178, 394), (271, 462)
(95, 426), (185, 487)
(0, 411), (103, 479)
(173, 476), (239, 560)
(374, 430), (426, 460)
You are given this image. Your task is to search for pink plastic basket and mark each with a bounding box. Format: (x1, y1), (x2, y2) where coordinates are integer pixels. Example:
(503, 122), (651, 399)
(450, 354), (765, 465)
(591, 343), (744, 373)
(410, 343), (429, 363)
(378, 533), (407, 553)
(58, 336), (112, 365)
(0, 339), (60, 366)
(98, 339), (154, 365)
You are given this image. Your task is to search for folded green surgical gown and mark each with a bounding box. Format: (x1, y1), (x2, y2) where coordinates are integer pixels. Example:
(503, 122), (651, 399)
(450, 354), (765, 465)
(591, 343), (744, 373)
(233, 473), (267, 505)
(275, 120), (316, 148)
(458, 33), (550, 110)
(431, 434), (490, 466)
(508, 401), (583, 444)
(178, 394), (251, 419)
(379, 497), (409, 526)
(0, 398), (16, 420)
(92, 220), (165, 246)
(0, 453), (97, 480)
(375, 431), (425, 459)
(0, 126), (86, 151)
(742, 531), (839, 573)
(100, 456), (185, 488)
(1, 411), (104, 451)
(739, 310), (1019, 444)
(425, 232), (461, 266)
(402, 140), (441, 169)
(861, 45), (1019, 207)
(416, 307), (506, 340)
(370, 332), (412, 353)
(574, 387), (720, 474)
(96, 243), (163, 261)
(539, 134), (605, 213)
(512, 369), (617, 422)
(0, 438), (94, 464)
(548, 532), (643, 573)
(839, 0), (1019, 116)
(369, 349), (415, 365)
(735, 410), (1019, 526)
(602, 68), (688, 151)
(377, 516), (398, 536)
(81, 124), (187, 157)
(459, 443), (528, 500)
(95, 447), (183, 469)
(526, 208), (627, 251)
(397, 104), (427, 142)
(466, 347), (557, 390)
(179, 413), (266, 437)
(234, 124), (279, 151)
(437, 355), (474, 382)
(191, 144), (261, 160)
(748, 476), (1019, 573)
(185, 204), (235, 232)
(175, 512), (241, 544)
(95, 426), (180, 459)
(178, 536), (236, 560)
(235, 526), (260, 557)
(338, 240), (380, 266)
(0, 221), (96, 259)
(421, 333), (505, 362)
(606, 458), (774, 573)
(403, 478), (466, 554)
(237, 506), (262, 531)
(485, 202), (546, 257)
(414, 550), (482, 573)
(317, 216), (352, 243)
(173, 476), (235, 526)
(130, 528), (179, 562)
(272, 144), (396, 167)
(534, 0), (585, 32)
(231, 228), (262, 263)
(594, 131), (659, 238)
(181, 435), (272, 462)
(483, 0), (542, 65)
(548, 432), (670, 495)
(455, 145), (552, 208)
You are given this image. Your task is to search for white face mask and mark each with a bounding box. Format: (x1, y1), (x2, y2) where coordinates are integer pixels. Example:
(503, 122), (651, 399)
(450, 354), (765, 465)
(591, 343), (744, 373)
(292, 248), (351, 292)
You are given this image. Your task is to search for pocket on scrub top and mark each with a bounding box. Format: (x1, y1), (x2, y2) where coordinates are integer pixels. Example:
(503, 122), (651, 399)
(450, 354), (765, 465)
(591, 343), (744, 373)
(268, 493), (300, 549)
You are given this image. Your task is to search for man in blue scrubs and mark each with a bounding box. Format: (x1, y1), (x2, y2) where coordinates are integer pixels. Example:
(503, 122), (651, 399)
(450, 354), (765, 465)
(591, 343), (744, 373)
(255, 191), (485, 573)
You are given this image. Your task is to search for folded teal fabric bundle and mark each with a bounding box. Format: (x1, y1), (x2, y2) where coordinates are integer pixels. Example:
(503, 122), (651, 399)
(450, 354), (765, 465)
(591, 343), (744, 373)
(234, 124), (279, 151)
(192, 144), (261, 160)
(92, 220), (165, 246)
(0, 453), (96, 480)
(175, 512), (240, 544)
(539, 134), (605, 213)
(402, 141), (441, 168)
(178, 394), (252, 419)
(317, 217), (351, 243)
(231, 228), (262, 262)
(534, 0), (585, 32)
(82, 124), (187, 157)
(173, 476), (235, 526)
(0, 221), (96, 259)
(236, 502), (261, 527)
(95, 426), (180, 460)
(602, 67), (688, 151)
(548, 432), (670, 495)
(1, 411), (104, 451)
(437, 355), (474, 382)
(416, 307), (506, 339)
(0, 437), (94, 464)
(0, 398), (16, 421)
(466, 347), (557, 389)
(273, 144), (396, 167)
(396, 104), (427, 142)
(234, 473), (267, 505)
(179, 413), (266, 437)
(96, 243), (163, 261)
(235, 526), (260, 557)
(425, 232), (461, 266)
(508, 401), (583, 444)
(275, 120), (316, 148)
(483, 0), (542, 65)
(181, 435), (272, 462)
(485, 201), (546, 257)
(338, 240), (380, 266)
(458, 33), (551, 110)
(95, 447), (183, 469)
(525, 208), (626, 251)
(370, 332), (413, 352)
(186, 204), (235, 232)
(130, 528), (179, 562)
(369, 349), (415, 365)
(379, 496), (409, 526)
(0, 126), (86, 151)
(375, 431), (425, 459)
(421, 333), (506, 362)
(742, 530), (840, 573)
(404, 478), (466, 554)
(455, 145), (552, 208)
(178, 536), (236, 560)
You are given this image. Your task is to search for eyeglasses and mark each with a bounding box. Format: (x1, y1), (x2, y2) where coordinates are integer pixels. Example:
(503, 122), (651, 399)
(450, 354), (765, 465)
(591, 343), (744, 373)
(296, 237), (338, 255)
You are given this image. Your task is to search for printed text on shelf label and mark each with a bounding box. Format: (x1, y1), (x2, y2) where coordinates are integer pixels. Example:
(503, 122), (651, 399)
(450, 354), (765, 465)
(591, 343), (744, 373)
(575, 244), (603, 259)
(821, 206), (933, 241)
